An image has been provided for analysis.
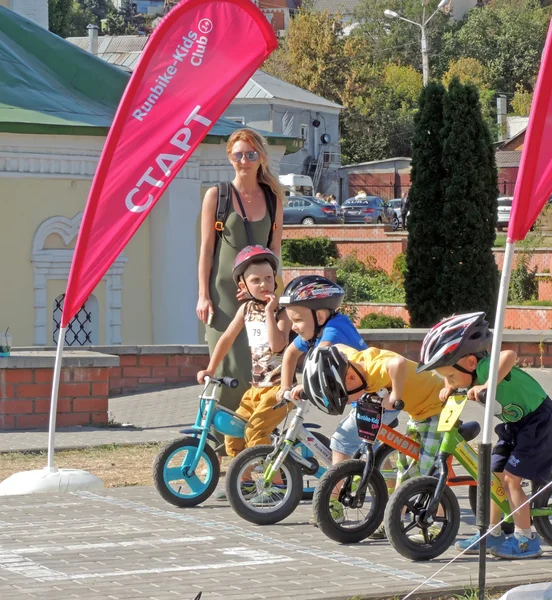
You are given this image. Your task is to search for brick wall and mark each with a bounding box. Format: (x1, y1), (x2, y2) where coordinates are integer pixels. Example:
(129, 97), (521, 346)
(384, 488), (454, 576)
(283, 224), (393, 240)
(538, 277), (552, 301)
(493, 248), (552, 273)
(282, 267), (337, 287)
(0, 366), (110, 430)
(109, 352), (209, 395)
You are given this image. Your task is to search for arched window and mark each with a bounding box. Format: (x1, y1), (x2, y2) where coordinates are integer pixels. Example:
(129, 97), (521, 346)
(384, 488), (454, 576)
(53, 294), (99, 346)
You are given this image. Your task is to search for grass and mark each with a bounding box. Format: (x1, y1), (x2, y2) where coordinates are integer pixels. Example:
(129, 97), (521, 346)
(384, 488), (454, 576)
(0, 444), (234, 488)
(494, 233), (507, 248)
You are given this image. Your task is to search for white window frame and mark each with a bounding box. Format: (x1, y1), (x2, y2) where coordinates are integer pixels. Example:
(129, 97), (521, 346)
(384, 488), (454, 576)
(300, 124), (309, 149)
(227, 116), (245, 125)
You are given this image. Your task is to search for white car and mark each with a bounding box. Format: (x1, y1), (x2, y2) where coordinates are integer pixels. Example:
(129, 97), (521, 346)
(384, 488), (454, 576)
(387, 198), (403, 231)
(497, 196), (513, 231)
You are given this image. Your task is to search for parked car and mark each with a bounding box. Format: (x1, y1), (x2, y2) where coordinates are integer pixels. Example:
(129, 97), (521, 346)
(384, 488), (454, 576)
(283, 196), (342, 225)
(497, 196), (513, 231)
(386, 198), (402, 231)
(341, 195), (394, 225)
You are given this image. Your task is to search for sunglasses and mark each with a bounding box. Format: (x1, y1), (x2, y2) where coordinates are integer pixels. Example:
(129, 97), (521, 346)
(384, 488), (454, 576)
(231, 151), (259, 162)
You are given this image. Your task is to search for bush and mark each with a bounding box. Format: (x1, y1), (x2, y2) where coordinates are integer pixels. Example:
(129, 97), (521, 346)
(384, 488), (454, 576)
(508, 256), (538, 304)
(391, 253), (407, 285)
(359, 313), (408, 329)
(335, 255), (405, 303)
(281, 237), (338, 267)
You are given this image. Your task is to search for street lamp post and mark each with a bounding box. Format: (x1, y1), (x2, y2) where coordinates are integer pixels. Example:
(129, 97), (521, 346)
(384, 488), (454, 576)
(384, 0), (449, 86)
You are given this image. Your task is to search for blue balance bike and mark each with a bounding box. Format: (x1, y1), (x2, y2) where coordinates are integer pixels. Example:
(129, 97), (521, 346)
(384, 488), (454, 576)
(153, 376), (330, 507)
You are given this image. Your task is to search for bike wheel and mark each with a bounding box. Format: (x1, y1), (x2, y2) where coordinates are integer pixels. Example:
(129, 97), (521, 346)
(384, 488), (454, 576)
(384, 476), (460, 561)
(225, 444), (303, 525)
(374, 444), (401, 496)
(531, 481), (552, 545)
(295, 431), (331, 501)
(312, 459), (388, 543)
(153, 437), (219, 507)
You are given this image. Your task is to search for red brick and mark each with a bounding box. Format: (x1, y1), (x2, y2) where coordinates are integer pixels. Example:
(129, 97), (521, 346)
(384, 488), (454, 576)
(139, 355), (167, 367)
(16, 383), (52, 399)
(119, 355), (138, 366)
(16, 414), (49, 428)
(167, 355), (194, 368)
(34, 370), (53, 383)
(73, 397), (108, 412)
(34, 398), (72, 413)
(1, 400), (33, 413)
(167, 375), (188, 384)
(57, 413), (91, 427)
(179, 366), (197, 377)
(0, 415), (15, 429)
(91, 411), (108, 425)
(519, 343), (541, 355)
(138, 377), (166, 384)
(91, 382), (109, 396)
(0, 383), (15, 399)
(122, 377), (138, 390)
(109, 377), (124, 391)
(58, 382), (91, 397)
(72, 367), (106, 382)
(2, 369), (34, 383)
(109, 367), (122, 378)
(123, 366), (151, 378)
(152, 366), (179, 378)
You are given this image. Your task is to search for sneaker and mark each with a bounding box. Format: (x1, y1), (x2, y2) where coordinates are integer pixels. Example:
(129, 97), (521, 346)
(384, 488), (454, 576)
(215, 488), (227, 501)
(369, 523), (386, 540)
(490, 534), (543, 559)
(329, 498), (345, 524)
(455, 531), (506, 554)
(249, 487), (285, 507)
(216, 481), (256, 501)
(411, 523), (442, 544)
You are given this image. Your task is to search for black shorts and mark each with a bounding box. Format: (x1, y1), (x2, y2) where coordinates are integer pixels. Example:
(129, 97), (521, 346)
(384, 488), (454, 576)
(492, 396), (552, 483)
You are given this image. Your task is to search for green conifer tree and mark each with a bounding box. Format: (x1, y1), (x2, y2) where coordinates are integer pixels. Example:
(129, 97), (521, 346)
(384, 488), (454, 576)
(439, 77), (498, 321)
(404, 83), (448, 326)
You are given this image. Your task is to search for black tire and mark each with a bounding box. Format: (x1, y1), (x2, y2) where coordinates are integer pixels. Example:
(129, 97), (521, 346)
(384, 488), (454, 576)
(374, 443), (401, 495)
(302, 217), (316, 225)
(531, 481), (552, 545)
(468, 485), (516, 536)
(392, 216), (399, 231)
(377, 217), (383, 224)
(153, 437), (220, 507)
(312, 459), (388, 543)
(225, 444), (303, 525)
(384, 476), (460, 561)
(295, 431), (331, 501)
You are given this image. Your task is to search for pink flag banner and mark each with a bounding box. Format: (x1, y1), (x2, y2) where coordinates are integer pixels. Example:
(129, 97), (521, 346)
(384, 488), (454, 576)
(61, 0), (277, 326)
(508, 19), (552, 242)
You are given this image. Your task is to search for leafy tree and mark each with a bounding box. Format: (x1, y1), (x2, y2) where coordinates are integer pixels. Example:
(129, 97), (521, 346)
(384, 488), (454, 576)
(511, 84), (533, 116)
(441, 0), (550, 94)
(404, 83), (447, 326)
(104, 10), (127, 34)
(79, 0), (114, 22)
(439, 78), (498, 322)
(48, 0), (73, 36)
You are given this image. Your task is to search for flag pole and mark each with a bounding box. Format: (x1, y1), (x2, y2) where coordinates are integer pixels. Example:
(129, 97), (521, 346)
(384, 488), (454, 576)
(47, 326), (66, 470)
(477, 240), (515, 600)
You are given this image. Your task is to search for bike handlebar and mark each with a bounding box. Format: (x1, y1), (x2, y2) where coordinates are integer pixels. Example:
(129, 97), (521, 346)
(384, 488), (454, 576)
(477, 389), (487, 404)
(202, 375), (239, 388)
(392, 399), (405, 411)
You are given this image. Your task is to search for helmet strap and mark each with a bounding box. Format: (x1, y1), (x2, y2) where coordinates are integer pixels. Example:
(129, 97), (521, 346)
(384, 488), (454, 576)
(452, 362), (477, 386)
(308, 309), (336, 346)
(347, 362), (367, 395)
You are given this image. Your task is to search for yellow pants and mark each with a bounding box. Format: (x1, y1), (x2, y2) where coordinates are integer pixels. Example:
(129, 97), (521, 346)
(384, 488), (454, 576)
(225, 385), (288, 457)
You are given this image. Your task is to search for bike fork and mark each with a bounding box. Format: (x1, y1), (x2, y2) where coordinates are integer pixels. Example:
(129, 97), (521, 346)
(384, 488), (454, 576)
(425, 453), (450, 523)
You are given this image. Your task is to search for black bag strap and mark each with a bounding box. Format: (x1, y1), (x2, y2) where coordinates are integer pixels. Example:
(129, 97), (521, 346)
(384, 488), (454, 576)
(214, 182), (232, 251)
(260, 183), (277, 249)
(230, 183), (255, 246)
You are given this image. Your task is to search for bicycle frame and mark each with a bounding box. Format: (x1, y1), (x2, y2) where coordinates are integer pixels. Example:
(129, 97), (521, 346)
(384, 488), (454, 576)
(263, 396), (332, 485)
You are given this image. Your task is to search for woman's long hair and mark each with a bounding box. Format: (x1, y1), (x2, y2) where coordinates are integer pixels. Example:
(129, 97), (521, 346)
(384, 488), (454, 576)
(226, 128), (284, 200)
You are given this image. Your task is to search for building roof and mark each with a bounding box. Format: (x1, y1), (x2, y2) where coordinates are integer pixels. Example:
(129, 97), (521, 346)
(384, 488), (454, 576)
(0, 9), (301, 150)
(0, 6), (129, 135)
(495, 150), (522, 169)
(340, 157), (412, 170)
(66, 36), (343, 110)
(235, 70), (343, 110)
(311, 0), (360, 15)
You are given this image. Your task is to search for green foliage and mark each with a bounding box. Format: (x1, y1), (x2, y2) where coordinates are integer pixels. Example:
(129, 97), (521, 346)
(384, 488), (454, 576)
(335, 255), (405, 303)
(281, 238), (338, 267)
(439, 78), (499, 321)
(508, 256), (538, 303)
(440, 0), (550, 95)
(511, 84), (534, 116)
(391, 253), (407, 285)
(359, 313), (408, 329)
(405, 83), (447, 326)
(48, 0), (73, 37)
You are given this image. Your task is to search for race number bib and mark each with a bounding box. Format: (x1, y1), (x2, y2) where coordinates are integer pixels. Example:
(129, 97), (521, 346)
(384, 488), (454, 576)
(438, 395), (467, 432)
(245, 321), (269, 347)
(356, 397), (383, 443)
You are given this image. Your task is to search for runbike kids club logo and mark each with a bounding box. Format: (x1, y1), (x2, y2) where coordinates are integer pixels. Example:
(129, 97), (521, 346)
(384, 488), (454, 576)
(132, 18), (214, 123)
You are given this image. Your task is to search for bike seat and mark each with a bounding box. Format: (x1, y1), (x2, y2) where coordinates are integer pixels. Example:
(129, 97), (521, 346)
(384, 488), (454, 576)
(458, 421), (481, 442)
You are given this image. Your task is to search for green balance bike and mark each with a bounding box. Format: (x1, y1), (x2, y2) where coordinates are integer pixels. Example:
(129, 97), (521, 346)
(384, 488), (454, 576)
(383, 390), (552, 560)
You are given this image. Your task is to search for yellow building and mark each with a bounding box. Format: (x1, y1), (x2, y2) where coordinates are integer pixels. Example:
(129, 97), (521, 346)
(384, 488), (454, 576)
(0, 6), (298, 347)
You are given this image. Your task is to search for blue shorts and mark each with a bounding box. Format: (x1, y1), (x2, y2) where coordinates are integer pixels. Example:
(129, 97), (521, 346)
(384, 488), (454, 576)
(492, 396), (552, 483)
(330, 408), (399, 457)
